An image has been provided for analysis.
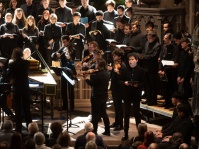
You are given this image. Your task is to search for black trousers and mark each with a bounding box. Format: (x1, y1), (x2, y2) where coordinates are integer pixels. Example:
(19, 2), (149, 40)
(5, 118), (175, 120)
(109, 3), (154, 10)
(91, 101), (110, 133)
(124, 89), (141, 135)
(61, 76), (74, 110)
(13, 89), (32, 132)
(111, 89), (123, 127)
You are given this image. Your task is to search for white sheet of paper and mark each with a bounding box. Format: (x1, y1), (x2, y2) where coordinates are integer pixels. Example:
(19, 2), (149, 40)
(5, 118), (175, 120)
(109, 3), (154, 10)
(116, 45), (127, 49)
(104, 24), (115, 30)
(106, 39), (117, 43)
(161, 60), (174, 66)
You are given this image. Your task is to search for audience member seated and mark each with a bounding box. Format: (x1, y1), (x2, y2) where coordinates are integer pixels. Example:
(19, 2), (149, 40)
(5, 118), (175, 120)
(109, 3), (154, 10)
(46, 121), (63, 147)
(85, 141), (98, 149)
(159, 132), (183, 149)
(25, 138), (36, 149)
(9, 132), (24, 149)
(137, 131), (155, 149)
(130, 123), (148, 145)
(148, 143), (159, 149)
(0, 120), (15, 145)
(56, 132), (73, 149)
(34, 132), (51, 149)
(52, 144), (62, 149)
(155, 104), (193, 145)
(23, 122), (39, 142)
(74, 122), (105, 149)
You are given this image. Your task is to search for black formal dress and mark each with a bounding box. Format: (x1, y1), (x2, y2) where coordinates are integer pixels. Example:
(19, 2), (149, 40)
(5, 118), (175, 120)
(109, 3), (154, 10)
(44, 23), (62, 66)
(123, 65), (145, 137)
(85, 70), (110, 134)
(65, 22), (85, 60)
(0, 22), (20, 58)
(7, 58), (32, 133)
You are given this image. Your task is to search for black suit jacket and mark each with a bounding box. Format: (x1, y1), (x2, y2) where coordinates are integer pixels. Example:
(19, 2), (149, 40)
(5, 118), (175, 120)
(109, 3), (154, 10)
(44, 23), (62, 51)
(20, 3), (37, 18)
(55, 6), (73, 23)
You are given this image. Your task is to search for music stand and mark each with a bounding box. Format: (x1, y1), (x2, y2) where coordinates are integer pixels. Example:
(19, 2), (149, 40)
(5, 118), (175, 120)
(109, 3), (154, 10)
(51, 67), (79, 134)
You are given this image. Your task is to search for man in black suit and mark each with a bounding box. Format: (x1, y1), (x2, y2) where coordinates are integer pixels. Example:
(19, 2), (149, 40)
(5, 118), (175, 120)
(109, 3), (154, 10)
(44, 13), (62, 66)
(65, 12), (86, 60)
(55, 0), (72, 33)
(90, 10), (111, 52)
(20, 0), (37, 18)
(76, 0), (96, 40)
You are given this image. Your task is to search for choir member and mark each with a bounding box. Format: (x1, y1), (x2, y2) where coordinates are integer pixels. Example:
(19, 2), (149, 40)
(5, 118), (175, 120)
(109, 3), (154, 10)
(103, 0), (118, 23)
(36, 0), (53, 23)
(22, 15), (39, 59)
(37, 10), (50, 68)
(90, 10), (110, 52)
(6, 0), (18, 16)
(0, 13), (20, 58)
(44, 13), (62, 66)
(20, 0), (37, 18)
(65, 12), (86, 61)
(55, 0), (72, 31)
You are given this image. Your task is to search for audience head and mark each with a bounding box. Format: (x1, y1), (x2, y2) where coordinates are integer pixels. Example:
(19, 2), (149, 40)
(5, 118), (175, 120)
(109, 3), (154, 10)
(50, 121), (63, 138)
(59, 0), (67, 7)
(23, 48), (31, 59)
(9, 0), (17, 9)
(137, 123), (147, 136)
(170, 132), (183, 148)
(61, 35), (70, 46)
(179, 143), (190, 149)
(34, 132), (46, 145)
(81, 0), (89, 9)
(42, 0), (50, 9)
(0, 142), (9, 149)
(125, 7), (133, 18)
(25, 138), (36, 149)
(88, 41), (99, 53)
(85, 141), (98, 149)
(112, 48), (124, 60)
(52, 144), (62, 149)
(57, 132), (71, 148)
(86, 132), (96, 142)
(28, 122), (39, 135)
(106, 0), (116, 12)
(84, 122), (94, 132)
(10, 132), (24, 149)
(116, 17), (126, 30)
(176, 104), (190, 117)
(163, 33), (172, 45)
(181, 37), (191, 50)
(171, 91), (185, 106)
(143, 131), (154, 147)
(148, 143), (159, 149)
(72, 12), (81, 24)
(2, 120), (13, 131)
(49, 13), (57, 24)
(124, 23), (131, 35)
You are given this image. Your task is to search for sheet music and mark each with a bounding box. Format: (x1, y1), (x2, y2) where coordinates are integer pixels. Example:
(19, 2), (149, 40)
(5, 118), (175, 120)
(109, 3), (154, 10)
(161, 60), (174, 66)
(104, 23), (115, 30)
(80, 17), (88, 24)
(62, 71), (75, 85)
(106, 39), (117, 43)
(116, 44), (127, 49)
